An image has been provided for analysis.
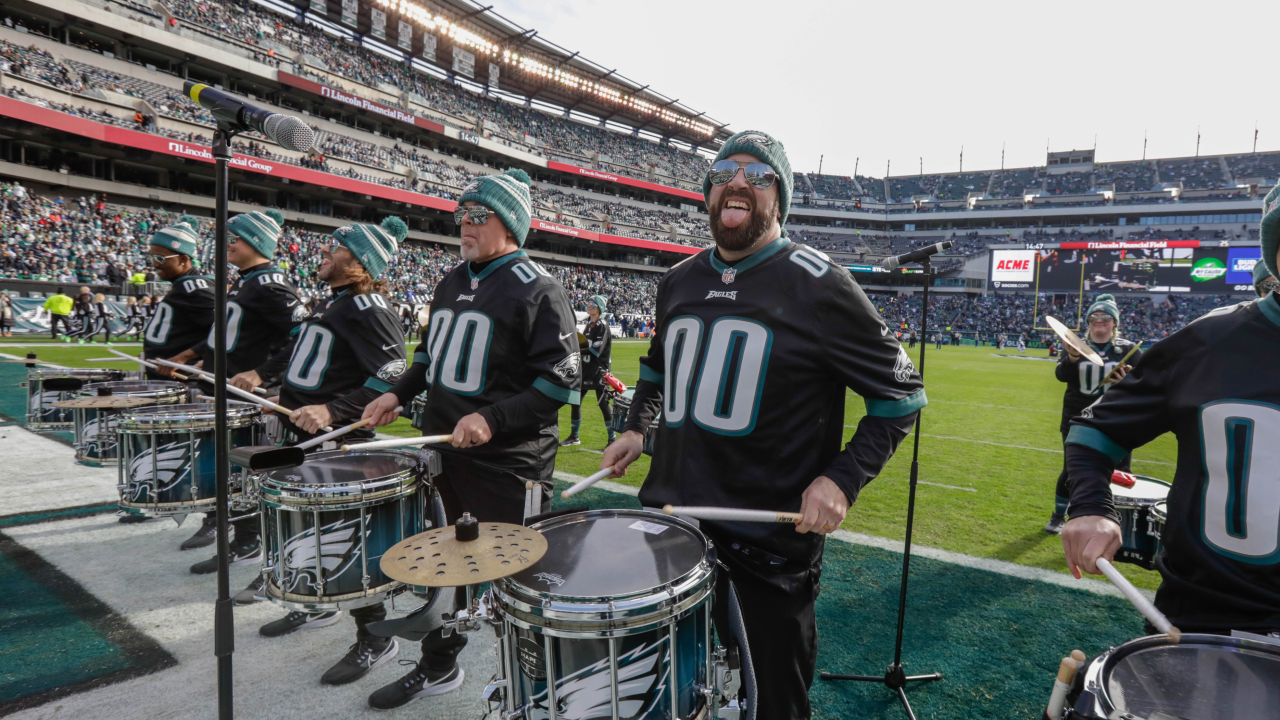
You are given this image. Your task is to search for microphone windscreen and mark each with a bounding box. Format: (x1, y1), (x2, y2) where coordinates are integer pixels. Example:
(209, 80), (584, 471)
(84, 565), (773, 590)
(264, 114), (316, 152)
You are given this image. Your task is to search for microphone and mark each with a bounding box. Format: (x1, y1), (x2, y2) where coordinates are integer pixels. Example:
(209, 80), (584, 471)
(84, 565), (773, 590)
(881, 240), (954, 271)
(183, 81), (315, 152)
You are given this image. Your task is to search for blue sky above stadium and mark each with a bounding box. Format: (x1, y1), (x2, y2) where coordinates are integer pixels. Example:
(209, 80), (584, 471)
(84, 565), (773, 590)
(503, 0), (1277, 177)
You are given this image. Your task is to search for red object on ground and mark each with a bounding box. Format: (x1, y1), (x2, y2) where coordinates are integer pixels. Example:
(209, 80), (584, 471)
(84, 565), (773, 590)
(1110, 471), (1137, 488)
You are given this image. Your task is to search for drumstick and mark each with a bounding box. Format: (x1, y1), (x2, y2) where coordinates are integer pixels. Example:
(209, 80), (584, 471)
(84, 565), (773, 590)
(1045, 656), (1079, 720)
(560, 468), (614, 499)
(295, 411), (399, 451)
(339, 434), (453, 452)
(152, 358), (297, 414)
(1102, 343), (1142, 384)
(662, 505), (803, 524)
(107, 349), (192, 380)
(1095, 558), (1181, 643)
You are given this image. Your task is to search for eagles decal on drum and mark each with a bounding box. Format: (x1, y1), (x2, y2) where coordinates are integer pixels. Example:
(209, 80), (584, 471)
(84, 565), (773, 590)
(125, 441), (194, 502)
(279, 517), (367, 594)
(525, 640), (670, 720)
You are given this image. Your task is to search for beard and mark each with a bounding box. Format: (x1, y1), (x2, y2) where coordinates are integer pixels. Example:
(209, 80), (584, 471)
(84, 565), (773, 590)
(459, 239), (481, 262)
(709, 190), (777, 253)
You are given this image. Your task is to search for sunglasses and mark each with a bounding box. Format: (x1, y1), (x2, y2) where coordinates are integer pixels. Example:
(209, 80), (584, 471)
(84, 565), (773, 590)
(707, 159), (777, 189)
(454, 206), (491, 225)
(149, 252), (181, 265)
(1087, 313), (1115, 324)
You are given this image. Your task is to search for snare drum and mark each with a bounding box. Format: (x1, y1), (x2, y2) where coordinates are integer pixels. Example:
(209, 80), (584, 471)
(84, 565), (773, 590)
(1112, 475), (1170, 570)
(27, 368), (126, 429)
(609, 389), (659, 455)
(410, 392), (428, 431)
(1147, 500), (1167, 563)
(116, 402), (263, 517)
(1071, 633), (1280, 720)
(258, 448), (435, 612)
(73, 381), (188, 467)
(490, 509), (717, 720)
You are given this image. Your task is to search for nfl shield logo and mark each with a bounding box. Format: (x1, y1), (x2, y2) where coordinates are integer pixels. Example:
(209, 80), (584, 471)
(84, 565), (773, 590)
(721, 268), (736, 284)
(471, 278), (479, 290)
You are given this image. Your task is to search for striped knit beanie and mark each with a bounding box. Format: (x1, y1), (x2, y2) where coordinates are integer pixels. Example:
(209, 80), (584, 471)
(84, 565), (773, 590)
(459, 168), (533, 246)
(1253, 256), (1274, 286)
(1087, 293), (1120, 325)
(227, 209), (284, 258)
(1261, 185), (1280, 280)
(150, 214), (202, 257)
(588, 294), (607, 313)
(332, 216), (408, 279)
(703, 129), (794, 228)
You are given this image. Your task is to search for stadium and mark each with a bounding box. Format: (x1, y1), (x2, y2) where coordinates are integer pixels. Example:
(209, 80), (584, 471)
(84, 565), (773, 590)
(0, 0), (1276, 717)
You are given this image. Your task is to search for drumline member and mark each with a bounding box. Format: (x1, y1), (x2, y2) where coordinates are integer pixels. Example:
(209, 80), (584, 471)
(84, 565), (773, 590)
(1254, 258), (1278, 298)
(362, 168), (582, 709)
(1044, 294), (1142, 535)
(168, 209), (306, 564)
(81, 293), (115, 345)
(560, 294), (614, 447)
(601, 130), (926, 720)
(240, 217), (410, 681)
(71, 286), (94, 343)
(1061, 188), (1280, 636)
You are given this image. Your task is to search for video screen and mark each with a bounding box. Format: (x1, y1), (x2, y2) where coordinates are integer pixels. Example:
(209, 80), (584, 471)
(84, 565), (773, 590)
(991, 246), (1237, 293)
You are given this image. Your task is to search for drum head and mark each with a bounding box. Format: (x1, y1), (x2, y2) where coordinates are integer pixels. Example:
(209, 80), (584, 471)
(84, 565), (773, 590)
(1113, 476), (1170, 504)
(512, 511), (707, 598)
(263, 449), (420, 486)
(1103, 636), (1280, 720)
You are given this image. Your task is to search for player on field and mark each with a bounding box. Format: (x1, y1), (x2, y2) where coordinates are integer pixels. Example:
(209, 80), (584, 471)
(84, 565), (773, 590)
(141, 216), (214, 387)
(246, 217), (410, 684)
(560, 294), (614, 447)
(1062, 187), (1280, 635)
(361, 169), (582, 709)
(602, 130), (926, 720)
(1045, 294), (1141, 534)
(169, 209), (306, 562)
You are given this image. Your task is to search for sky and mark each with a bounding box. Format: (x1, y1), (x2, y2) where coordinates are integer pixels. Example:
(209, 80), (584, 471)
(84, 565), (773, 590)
(494, 0), (1279, 178)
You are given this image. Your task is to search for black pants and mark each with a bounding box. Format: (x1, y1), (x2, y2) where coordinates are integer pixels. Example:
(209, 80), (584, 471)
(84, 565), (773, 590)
(1054, 425), (1131, 512)
(49, 314), (71, 338)
(568, 386), (612, 430)
(704, 526), (822, 720)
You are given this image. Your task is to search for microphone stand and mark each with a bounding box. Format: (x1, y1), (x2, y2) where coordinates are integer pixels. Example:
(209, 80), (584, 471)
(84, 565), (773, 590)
(820, 255), (942, 720)
(211, 122), (239, 720)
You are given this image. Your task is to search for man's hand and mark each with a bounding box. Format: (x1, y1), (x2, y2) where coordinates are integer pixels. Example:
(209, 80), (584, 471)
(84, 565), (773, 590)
(450, 413), (492, 448)
(153, 362), (176, 379)
(261, 395), (280, 415)
(1105, 365), (1132, 384)
(289, 404), (333, 434)
(796, 475), (849, 535)
(362, 392), (403, 428)
(230, 369), (263, 392)
(600, 431), (644, 478)
(1062, 515), (1123, 579)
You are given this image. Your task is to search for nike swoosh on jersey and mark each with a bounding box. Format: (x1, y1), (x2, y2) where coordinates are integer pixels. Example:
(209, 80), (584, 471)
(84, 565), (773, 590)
(559, 331), (574, 340)
(381, 342), (402, 351)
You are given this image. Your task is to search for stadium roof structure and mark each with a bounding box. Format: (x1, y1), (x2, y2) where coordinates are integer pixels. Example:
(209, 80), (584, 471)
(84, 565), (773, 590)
(298, 0), (733, 149)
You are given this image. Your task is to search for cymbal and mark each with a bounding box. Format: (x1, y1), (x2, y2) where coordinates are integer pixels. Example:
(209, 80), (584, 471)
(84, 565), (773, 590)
(381, 521), (547, 587)
(51, 396), (154, 409)
(578, 331), (589, 351)
(1044, 316), (1105, 365)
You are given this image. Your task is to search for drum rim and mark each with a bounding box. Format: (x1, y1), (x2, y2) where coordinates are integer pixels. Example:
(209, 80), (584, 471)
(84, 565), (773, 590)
(28, 368), (125, 379)
(259, 448), (425, 507)
(117, 402), (262, 429)
(492, 509), (716, 632)
(1086, 632), (1280, 715)
(1111, 475), (1171, 507)
(79, 380), (188, 398)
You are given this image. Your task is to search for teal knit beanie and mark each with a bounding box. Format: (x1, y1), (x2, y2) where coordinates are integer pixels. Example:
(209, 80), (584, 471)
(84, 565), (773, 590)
(588, 294), (607, 314)
(1261, 185), (1280, 280)
(1253, 255), (1274, 286)
(333, 216), (407, 279)
(227, 209), (284, 258)
(1087, 293), (1120, 324)
(150, 214), (202, 257)
(702, 129), (794, 228)
(459, 168), (533, 246)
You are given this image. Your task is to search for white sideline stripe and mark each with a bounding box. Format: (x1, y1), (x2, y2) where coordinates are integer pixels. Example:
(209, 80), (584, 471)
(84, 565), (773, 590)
(552, 470), (1149, 600)
(0, 342), (143, 347)
(846, 426), (1176, 467)
(928, 399), (1059, 415)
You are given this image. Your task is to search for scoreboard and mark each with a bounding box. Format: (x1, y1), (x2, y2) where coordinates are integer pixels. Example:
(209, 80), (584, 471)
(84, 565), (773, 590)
(989, 241), (1261, 293)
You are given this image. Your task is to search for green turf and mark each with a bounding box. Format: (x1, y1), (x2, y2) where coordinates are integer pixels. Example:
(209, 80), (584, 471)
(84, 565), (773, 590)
(9, 341), (1169, 590)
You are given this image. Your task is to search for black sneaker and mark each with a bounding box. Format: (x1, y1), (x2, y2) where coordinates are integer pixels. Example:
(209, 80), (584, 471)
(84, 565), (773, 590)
(368, 662), (465, 710)
(558, 436), (581, 447)
(117, 514), (151, 524)
(258, 610), (344, 638)
(233, 575), (265, 605)
(179, 516), (221, 550)
(189, 537), (261, 575)
(321, 638), (399, 686)
(1044, 515), (1066, 535)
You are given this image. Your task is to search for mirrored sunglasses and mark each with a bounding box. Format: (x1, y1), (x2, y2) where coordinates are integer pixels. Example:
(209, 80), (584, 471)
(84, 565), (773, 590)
(707, 160), (777, 189)
(1087, 313), (1115, 324)
(149, 253), (181, 265)
(454, 206), (491, 225)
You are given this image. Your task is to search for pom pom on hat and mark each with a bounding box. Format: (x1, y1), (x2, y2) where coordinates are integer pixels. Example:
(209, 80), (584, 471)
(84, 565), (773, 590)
(380, 215), (409, 242)
(177, 214), (201, 232)
(504, 168), (532, 186)
(264, 208), (285, 226)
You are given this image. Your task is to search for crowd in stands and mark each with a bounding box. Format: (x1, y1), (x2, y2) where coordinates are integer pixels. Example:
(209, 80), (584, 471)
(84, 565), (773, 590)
(1094, 161), (1156, 193)
(1158, 157), (1224, 190)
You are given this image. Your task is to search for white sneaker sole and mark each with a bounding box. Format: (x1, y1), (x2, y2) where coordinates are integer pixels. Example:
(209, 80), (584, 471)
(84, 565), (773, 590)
(411, 668), (464, 699)
(228, 549), (263, 567)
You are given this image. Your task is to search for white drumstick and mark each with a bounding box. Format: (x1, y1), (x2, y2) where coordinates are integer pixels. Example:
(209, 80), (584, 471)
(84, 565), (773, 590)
(1096, 557), (1181, 642)
(295, 410), (399, 451)
(340, 434), (453, 452)
(149, 356), (268, 397)
(108, 349), (192, 381)
(560, 468), (614, 499)
(662, 505), (803, 524)
(1046, 656), (1078, 720)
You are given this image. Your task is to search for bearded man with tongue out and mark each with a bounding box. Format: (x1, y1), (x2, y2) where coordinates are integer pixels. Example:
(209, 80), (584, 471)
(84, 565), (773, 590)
(601, 130), (928, 719)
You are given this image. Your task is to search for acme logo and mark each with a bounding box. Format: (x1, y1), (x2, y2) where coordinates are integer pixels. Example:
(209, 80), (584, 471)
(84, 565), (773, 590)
(995, 259), (1029, 270)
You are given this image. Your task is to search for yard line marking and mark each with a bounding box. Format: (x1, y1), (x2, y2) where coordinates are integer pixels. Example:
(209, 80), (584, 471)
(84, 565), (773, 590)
(553, 470), (1147, 600)
(926, 399), (1059, 414)
(843, 426), (1176, 467)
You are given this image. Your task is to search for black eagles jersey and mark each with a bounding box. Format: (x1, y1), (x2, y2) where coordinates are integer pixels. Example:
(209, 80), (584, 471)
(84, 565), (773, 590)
(627, 239), (926, 561)
(1067, 294), (1280, 633)
(266, 288), (407, 439)
(388, 250), (581, 480)
(1055, 336), (1143, 432)
(195, 262), (305, 377)
(143, 270), (215, 360)
(582, 316), (612, 388)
